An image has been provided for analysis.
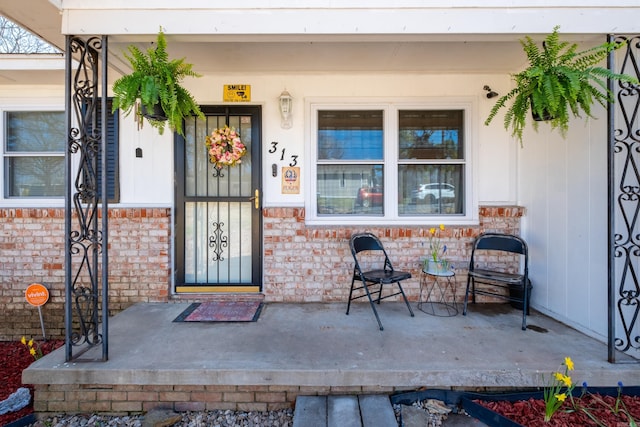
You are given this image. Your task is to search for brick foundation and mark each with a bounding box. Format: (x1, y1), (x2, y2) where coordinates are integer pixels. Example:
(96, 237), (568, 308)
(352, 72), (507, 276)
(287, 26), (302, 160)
(32, 383), (403, 414)
(0, 205), (523, 341)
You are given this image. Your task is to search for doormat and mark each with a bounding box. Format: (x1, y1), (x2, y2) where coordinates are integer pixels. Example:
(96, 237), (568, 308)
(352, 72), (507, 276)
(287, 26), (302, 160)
(173, 301), (263, 323)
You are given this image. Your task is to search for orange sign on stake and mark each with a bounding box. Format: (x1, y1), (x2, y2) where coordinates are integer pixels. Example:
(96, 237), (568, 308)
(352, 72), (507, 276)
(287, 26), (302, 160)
(25, 283), (49, 307)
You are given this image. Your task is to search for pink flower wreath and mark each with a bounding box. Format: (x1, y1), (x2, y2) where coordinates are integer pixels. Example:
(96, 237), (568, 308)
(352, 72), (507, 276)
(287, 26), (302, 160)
(205, 125), (247, 169)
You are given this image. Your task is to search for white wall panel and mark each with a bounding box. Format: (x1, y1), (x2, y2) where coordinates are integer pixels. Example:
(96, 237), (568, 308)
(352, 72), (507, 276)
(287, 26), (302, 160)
(519, 106), (609, 341)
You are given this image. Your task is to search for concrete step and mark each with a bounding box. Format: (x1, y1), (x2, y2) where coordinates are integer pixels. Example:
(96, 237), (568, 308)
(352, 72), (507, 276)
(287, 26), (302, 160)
(293, 394), (397, 427)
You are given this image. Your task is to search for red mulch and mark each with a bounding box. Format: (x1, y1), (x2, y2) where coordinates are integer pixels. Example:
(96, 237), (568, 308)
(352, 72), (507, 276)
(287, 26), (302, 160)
(477, 393), (640, 427)
(0, 340), (63, 426)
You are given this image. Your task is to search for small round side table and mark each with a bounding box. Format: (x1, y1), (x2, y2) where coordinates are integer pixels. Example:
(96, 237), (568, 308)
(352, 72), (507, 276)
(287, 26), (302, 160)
(417, 267), (458, 317)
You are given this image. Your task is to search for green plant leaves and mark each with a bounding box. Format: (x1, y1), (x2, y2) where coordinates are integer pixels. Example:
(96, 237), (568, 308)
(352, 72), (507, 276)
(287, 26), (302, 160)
(111, 29), (204, 136)
(485, 26), (639, 145)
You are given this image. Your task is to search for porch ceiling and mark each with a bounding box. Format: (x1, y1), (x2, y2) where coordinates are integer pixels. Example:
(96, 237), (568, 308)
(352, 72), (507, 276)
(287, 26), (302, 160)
(0, 0), (617, 83)
(107, 38), (533, 78)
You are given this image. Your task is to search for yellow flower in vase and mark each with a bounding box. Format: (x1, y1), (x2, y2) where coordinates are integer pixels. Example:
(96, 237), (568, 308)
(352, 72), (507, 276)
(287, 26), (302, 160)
(424, 224), (448, 273)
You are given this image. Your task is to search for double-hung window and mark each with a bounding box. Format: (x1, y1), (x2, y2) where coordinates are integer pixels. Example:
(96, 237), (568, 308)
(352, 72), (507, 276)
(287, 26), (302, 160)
(3, 101), (119, 202)
(308, 99), (474, 224)
(4, 110), (65, 198)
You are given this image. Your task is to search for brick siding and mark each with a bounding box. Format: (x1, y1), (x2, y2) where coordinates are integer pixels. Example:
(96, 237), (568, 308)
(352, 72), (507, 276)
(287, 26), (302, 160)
(0, 208), (171, 341)
(0, 205), (523, 340)
(262, 206), (525, 304)
(32, 383), (403, 414)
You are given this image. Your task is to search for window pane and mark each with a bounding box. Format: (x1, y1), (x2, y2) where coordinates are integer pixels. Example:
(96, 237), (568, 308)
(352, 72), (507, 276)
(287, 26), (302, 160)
(399, 110), (463, 160)
(317, 164), (383, 215)
(318, 110), (383, 160)
(6, 111), (65, 152)
(5, 157), (64, 197)
(398, 164), (463, 215)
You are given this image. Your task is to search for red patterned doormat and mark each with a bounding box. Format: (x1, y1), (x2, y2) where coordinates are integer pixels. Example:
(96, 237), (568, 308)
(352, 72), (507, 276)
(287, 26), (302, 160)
(173, 301), (263, 323)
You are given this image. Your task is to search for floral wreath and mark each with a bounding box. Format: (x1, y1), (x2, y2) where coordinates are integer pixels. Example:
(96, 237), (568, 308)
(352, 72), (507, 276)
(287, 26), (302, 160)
(205, 125), (247, 168)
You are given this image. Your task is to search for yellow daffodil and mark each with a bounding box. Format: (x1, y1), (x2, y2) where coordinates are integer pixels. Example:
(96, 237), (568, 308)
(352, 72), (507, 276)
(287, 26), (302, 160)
(429, 227), (436, 235)
(439, 224), (445, 231)
(565, 356), (574, 371)
(29, 347), (36, 356)
(28, 339), (34, 347)
(553, 372), (572, 387)
(21, 336), (26, 345)
(544, 357), (577, 422)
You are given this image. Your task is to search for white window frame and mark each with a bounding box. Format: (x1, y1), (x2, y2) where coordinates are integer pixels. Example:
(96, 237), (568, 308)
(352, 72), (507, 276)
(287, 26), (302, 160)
(0, 105), (65, 207)
(305, 97), (478, 226)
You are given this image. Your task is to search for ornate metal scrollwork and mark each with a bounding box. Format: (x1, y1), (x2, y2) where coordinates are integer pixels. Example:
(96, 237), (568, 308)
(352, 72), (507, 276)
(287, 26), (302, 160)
(212, 166), (225, 178)
(612, 35), (640, 356)
(208, 221), (228, 261)
(65, 35), (108, 361)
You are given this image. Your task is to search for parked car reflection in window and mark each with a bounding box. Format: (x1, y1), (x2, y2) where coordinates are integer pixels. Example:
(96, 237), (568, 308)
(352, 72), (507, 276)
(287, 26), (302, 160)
(355, 186), (383, 207)
(412, 183), (455, 204)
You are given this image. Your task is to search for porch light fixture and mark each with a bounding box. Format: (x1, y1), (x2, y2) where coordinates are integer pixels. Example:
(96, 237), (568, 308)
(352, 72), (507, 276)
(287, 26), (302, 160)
(484, 85), (499, 99)
(279, 89), (293, 129)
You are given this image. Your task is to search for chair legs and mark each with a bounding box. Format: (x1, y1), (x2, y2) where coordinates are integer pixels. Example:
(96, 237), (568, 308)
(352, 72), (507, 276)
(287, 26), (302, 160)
(463, 276), (529, 331)
(397, 283), (415, 318)
(346, 277), (414, 331)
(462, 275), (473, 316)
(345, 277), (385, 330)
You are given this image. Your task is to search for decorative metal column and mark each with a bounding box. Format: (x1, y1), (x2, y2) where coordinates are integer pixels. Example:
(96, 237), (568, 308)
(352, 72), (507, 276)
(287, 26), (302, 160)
(64, 35), (109, 362)
(609, 35), (640, 362)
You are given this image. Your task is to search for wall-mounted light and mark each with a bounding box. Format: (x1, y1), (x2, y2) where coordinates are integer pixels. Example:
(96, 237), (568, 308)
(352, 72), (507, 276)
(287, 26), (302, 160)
(484, 85), (499, 99)
(279, 89), (293, 129)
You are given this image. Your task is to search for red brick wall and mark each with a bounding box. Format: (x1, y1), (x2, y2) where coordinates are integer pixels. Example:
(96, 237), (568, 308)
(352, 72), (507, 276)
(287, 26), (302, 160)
(0, 208), (171, 341)
(262, 206), (525, 303)
(0, 205), (523, 340)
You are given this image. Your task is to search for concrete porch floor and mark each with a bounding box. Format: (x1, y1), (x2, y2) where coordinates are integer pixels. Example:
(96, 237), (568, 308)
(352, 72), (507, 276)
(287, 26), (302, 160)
(24, 301), (640, 391)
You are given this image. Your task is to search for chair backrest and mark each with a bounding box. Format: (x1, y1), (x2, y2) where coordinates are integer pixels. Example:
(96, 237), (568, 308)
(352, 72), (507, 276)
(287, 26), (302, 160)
(350, 232), (383, 254)
(349, 232), (393, 271)
(474, 233), (527, 255)
(471, 232), (528, 271)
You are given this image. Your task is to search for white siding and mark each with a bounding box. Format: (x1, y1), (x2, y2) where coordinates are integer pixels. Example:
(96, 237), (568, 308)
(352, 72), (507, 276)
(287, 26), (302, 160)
(519, 107), (609, 341)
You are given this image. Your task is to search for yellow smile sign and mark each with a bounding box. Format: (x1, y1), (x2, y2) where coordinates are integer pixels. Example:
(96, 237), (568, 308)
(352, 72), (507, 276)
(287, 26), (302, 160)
(223, 84), (251, 102)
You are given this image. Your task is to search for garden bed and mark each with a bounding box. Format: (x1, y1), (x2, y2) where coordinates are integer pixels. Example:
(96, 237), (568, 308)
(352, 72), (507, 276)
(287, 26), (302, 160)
(0, 340), (63, 426)
(392, 387), (640, 426)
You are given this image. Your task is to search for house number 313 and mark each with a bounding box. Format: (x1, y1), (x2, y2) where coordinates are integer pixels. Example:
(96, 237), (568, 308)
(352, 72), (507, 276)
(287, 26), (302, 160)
(269, 141), (298, 167)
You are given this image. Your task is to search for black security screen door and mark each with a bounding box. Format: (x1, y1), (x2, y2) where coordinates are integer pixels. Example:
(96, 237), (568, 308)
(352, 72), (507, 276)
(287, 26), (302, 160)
(175, 106), (262, 293)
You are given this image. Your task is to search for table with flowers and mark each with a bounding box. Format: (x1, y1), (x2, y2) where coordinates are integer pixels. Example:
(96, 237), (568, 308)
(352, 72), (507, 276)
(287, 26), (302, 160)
(418, 224), (458, 316)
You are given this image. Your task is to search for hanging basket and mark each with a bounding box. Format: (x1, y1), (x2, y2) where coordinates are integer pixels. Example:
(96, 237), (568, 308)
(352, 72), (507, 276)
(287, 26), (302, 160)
(141, 103), (167, 122)
(530, 97), (554, 122)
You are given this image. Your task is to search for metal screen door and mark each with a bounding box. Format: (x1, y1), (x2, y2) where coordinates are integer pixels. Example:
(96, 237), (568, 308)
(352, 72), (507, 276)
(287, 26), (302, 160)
(175, 106), (262, 293)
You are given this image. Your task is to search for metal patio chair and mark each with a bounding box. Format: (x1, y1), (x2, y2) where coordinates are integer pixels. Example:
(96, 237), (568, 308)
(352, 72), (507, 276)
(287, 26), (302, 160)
(347, 232), (415, 330)
(463, 232), (532, 330)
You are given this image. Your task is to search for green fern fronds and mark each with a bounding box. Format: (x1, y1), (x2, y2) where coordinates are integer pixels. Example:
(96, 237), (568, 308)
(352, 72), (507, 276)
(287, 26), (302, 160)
(485, 26), (639, 145)
(112, 29), (204, 136)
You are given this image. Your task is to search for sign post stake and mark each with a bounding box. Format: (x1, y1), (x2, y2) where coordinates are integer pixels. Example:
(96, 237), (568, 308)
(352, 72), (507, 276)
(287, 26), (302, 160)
(25, 283), (49, 341)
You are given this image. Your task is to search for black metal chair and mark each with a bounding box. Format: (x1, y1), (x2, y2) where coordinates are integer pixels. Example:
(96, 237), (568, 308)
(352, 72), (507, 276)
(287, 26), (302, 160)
(347, 232), (415, 330)
(463, 232), (532, 330)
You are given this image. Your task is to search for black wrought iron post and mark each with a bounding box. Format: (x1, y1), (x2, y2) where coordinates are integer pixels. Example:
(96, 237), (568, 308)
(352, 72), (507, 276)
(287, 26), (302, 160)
(64, 35), (109, 362)
(609, 35), (640, 362)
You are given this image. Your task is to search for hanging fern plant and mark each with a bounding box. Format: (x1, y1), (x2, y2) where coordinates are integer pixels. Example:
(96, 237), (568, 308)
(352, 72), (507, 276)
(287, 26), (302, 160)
(485, 26), (638, 145)
(111, 29), (204, 136)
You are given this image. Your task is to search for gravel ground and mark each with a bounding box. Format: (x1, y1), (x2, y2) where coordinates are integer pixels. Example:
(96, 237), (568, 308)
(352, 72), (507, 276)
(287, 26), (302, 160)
(24, 399), (453, 426)
(26, 409), (294, 427)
